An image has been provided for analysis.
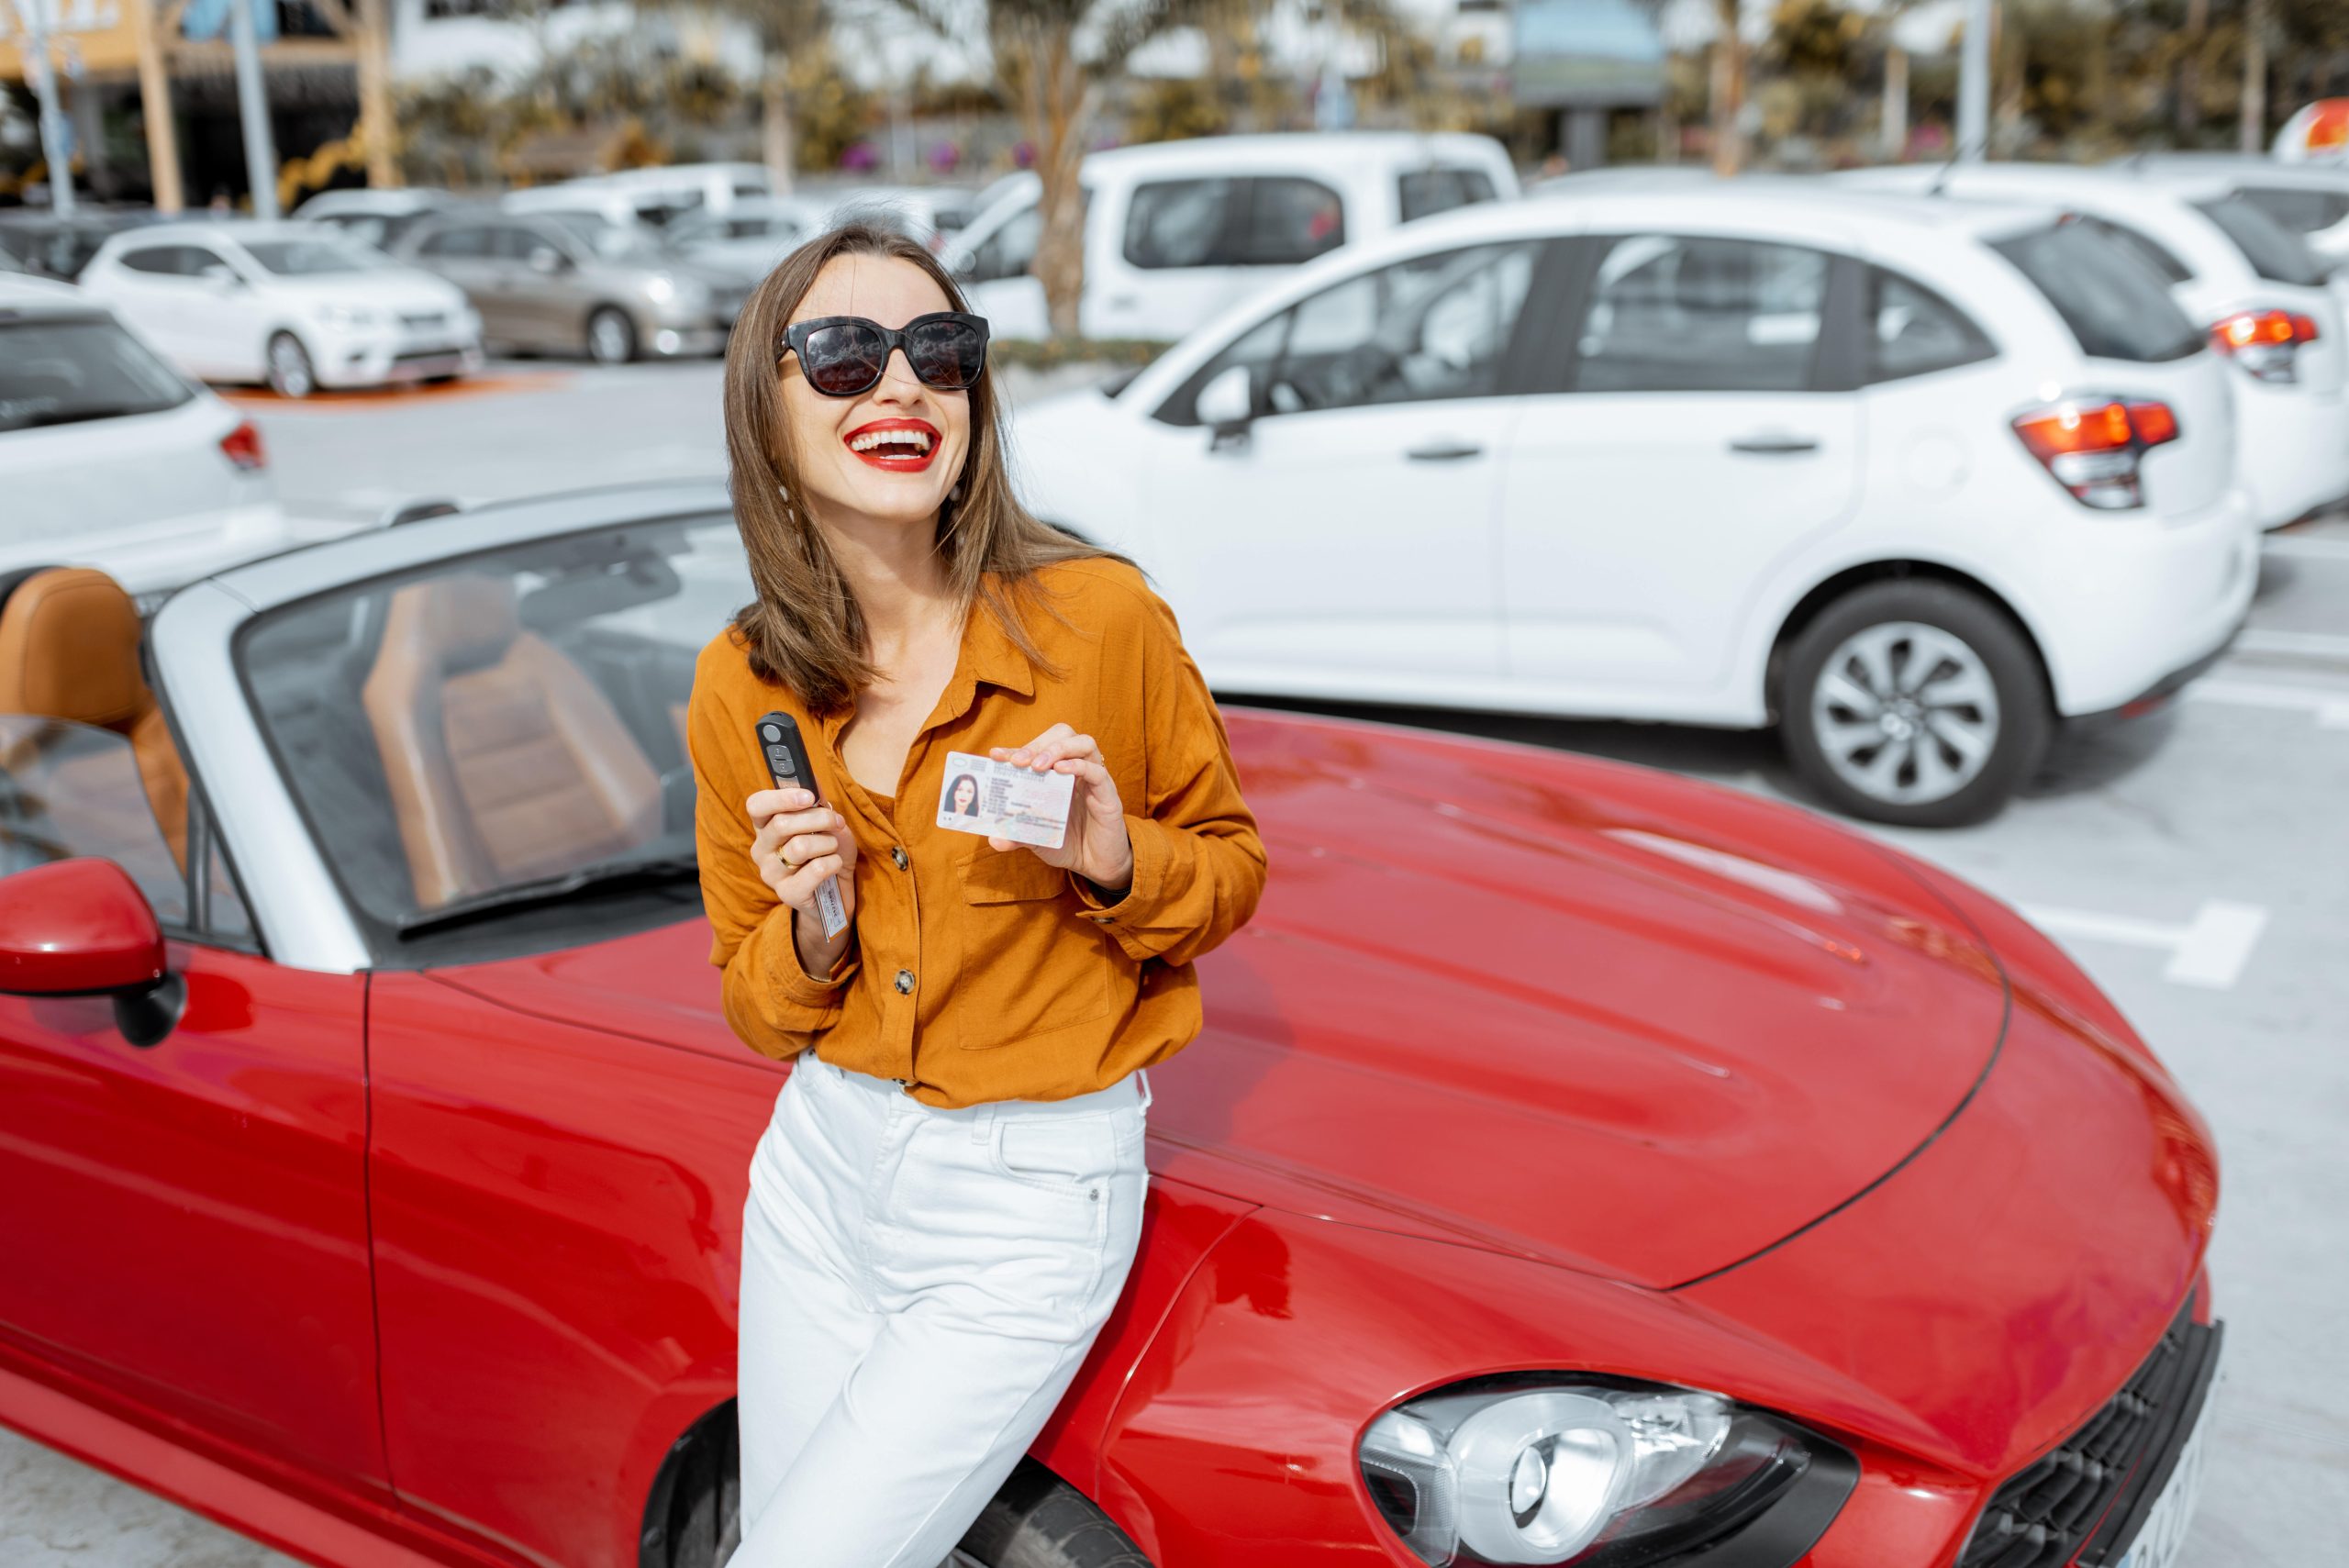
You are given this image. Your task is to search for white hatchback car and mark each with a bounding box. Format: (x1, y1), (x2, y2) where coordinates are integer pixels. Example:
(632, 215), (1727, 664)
(1006, 185), (2257, 826)
(2112, 152), (2349, 272)
(1840, 162), (2349, 528)
(943, 132), (1520, 341)
(2, 279), (306, 600)
(78, 221), (485, 399)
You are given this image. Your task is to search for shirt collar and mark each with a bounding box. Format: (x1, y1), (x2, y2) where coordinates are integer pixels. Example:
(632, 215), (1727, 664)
(962, 581), (1036, 700)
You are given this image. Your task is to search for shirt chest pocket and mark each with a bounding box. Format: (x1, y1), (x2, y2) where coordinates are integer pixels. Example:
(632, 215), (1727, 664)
(952, 849), (1119, 1050)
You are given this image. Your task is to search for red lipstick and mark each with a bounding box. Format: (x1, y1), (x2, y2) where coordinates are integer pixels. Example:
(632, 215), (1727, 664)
(842, 417), (941, 473)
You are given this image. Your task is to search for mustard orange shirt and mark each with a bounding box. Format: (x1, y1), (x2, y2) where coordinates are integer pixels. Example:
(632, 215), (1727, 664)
(688, 556), (1267, 1107)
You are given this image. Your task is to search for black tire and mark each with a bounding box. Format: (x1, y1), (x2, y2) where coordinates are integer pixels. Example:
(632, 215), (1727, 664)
(955, 1458), (1153, 1568)
(674, 1437), (1141, 1568)
(264, 330), (317, 398)
(1778, 579), (2051, 828)
(587, 306), (640, 365)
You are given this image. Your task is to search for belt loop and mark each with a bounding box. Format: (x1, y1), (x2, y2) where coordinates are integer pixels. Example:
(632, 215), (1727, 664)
(1137, 1068), (1152, 1110)
(971, 1097), (996, 1145)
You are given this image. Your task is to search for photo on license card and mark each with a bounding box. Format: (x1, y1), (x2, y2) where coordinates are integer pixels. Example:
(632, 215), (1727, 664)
(936, 751), (1075, 849)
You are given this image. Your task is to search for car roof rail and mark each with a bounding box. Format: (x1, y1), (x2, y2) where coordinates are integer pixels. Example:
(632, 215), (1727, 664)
(382, 496), (463, 528)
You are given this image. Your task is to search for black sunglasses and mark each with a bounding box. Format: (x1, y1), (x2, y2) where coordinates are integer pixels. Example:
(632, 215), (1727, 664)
(776, 312), (990, 397)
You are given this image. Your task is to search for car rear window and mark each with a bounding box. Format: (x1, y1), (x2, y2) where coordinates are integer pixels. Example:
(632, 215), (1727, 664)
(2190, 195), (2328, 286)
(0, 316), (194, 434)
(1990, 221), (2203, 362)
(2239, 184), (2349, 235)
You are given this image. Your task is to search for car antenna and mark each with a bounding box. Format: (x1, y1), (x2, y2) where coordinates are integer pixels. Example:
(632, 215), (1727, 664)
(1926, 127), (1987, 196)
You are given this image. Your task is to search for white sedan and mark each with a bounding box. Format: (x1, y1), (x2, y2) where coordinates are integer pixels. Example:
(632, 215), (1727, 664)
(1, 278), (311, 600)
(1007, 184), (2257, 827)
(78, 221), (484, 398)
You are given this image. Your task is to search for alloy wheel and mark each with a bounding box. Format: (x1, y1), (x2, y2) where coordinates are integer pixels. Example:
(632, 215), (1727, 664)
(588, 309), (635, 364)
(1808, 620), (2000, 806)
(267, 334), (315, 398)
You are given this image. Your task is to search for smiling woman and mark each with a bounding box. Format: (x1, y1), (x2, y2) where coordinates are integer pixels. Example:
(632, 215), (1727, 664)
(692, 221), (1266, 1567)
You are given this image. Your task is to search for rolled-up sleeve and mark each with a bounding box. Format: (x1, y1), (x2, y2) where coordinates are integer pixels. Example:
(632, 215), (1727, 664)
(689, 640), (858, 1060)
(1068, 583), (1267, 966)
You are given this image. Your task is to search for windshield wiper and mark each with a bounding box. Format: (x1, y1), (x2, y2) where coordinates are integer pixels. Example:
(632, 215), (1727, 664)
(395, 852), (701, 938)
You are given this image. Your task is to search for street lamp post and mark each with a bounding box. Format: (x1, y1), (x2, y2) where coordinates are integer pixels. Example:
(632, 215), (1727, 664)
(1955, 0), (1991, 161)
(13, 0), (78, 215)
(228, 0), (280, 216)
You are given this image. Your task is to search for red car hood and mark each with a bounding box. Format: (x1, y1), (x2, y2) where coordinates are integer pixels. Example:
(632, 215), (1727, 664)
(437, 709), (2014, 1288)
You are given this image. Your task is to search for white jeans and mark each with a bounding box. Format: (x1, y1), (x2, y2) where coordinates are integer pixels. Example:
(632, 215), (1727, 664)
(733, 1045), (1152, 1568)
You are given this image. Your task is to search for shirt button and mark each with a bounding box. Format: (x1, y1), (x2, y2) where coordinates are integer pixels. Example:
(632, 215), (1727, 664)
(891, 846), (909, 870)
(895, 968), (916, 994)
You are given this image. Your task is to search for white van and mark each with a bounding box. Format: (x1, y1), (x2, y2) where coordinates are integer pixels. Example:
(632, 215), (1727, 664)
(941, 132), (1520, 340)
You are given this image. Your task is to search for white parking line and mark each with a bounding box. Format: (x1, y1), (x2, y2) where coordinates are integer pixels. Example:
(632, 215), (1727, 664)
(2263, 534), (2349, 563)
(2185, 678), (2349, 728)
(2234, 628), (2349, 661)
(2018, 901), (2270, 989)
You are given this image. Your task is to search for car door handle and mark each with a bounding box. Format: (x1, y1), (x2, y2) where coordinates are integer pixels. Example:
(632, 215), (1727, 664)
(1405, 440), (1484, 462)
(1728, 433), (1820, 454)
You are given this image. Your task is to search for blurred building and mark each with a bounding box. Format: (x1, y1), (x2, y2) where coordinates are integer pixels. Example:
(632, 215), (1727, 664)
(1, 0), (359, 207)
(387, 0), (759, 86)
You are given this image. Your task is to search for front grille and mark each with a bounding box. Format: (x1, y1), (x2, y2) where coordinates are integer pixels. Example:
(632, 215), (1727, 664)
(399, 311), (444, 329)
(1958, 1292), (2221, 1568)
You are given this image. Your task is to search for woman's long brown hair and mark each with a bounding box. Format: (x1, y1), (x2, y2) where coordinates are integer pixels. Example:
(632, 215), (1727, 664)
(720, 218), (1121, 714)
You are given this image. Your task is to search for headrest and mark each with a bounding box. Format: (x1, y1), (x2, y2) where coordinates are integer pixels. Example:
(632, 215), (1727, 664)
(381, 573), (522, 677)
(0, 567), (150, 730)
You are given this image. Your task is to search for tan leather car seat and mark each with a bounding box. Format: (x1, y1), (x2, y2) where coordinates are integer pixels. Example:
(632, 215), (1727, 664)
(361, 573), (662, 911)
(0, 567), (191, 872)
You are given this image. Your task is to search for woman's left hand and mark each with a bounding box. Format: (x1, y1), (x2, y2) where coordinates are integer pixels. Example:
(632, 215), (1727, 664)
(989, 724), (1133, 896)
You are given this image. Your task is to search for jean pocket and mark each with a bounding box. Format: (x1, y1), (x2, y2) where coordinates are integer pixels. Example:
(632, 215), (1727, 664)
(990, 1115), (1119, 1203)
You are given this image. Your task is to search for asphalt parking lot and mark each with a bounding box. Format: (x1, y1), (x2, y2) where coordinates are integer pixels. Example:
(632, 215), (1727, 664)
(4, 358), (2342, 1567)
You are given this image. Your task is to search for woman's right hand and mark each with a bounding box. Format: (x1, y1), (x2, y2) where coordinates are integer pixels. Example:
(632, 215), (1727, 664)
(747, 787), (859, 978)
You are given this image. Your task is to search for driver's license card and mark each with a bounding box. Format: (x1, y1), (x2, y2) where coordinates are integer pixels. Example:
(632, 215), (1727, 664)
(935, 751), (1075, 849)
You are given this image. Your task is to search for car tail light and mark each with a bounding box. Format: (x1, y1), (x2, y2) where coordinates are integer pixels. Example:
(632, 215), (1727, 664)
(218, 419), (265, 472)
(2208, 307), (2320, 383)
(2010, 397), (2180, 509)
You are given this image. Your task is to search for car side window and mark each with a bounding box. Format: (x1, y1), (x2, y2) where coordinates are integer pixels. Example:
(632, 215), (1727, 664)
(0, 717), (188, 925)
(1124, 179), (1237, 270)
(418, 226), (488, 259)
(1571, 235), (1831, 394)
(1163, 241), (1538, 423)
(966, 204), (1041, 284)
(495, 226), (564, 264)
(1865, 267), (1997, 384)
(1398, 167), (1497, 224)
(182, 246), (234, 280)
(2078, 217), (2193, 284)
(195, 799), (258, 948)
(1234, 177), (1346, 265)
(117, 246), (182, 276)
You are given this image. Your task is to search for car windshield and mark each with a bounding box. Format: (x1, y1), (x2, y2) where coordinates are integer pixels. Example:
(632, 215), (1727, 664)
(241, 236), (393, 275)
(2190, 195), (2330, 286)
(546, 213), (671, 264)
(0, 316), (193, 433)
(1991, 220), (2205, 362)
(239, 515), (750, 933)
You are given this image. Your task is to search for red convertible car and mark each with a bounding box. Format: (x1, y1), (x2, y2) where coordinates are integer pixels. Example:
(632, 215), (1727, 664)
(0, 484), (2221, 1568)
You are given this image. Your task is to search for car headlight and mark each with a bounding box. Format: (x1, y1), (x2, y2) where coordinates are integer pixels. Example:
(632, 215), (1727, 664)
(1358, 1377), (1854, 1567)
(316, 303), (380, 328)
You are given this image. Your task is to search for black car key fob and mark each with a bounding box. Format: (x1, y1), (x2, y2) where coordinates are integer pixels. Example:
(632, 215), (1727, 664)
(755, 710), (850, 940)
